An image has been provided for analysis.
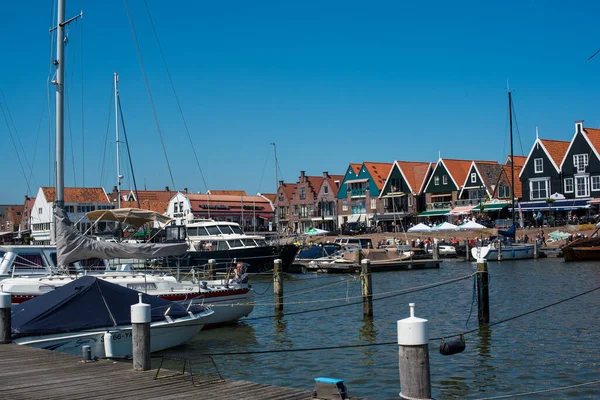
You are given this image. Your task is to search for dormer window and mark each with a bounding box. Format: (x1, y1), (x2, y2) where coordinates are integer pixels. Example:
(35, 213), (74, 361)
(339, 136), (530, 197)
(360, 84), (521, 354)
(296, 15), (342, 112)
(573, 154), (588, 173)
(534, 158), (543, 173)
(470, 173), (476, 183)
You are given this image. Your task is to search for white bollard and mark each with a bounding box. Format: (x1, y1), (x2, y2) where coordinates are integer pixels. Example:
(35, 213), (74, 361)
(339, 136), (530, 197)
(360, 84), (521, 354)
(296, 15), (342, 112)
(131, 293), (151, 371)
(0, 292), (11, 344)
(397, 303), (431, 400)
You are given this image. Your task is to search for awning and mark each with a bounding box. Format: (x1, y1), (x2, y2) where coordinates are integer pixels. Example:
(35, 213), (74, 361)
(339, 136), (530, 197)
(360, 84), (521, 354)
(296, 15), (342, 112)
(589, 198), (600, 205)
(477, 203), (510, 212)
(449, 205), (475, 215)
(257, 214), (273, 219)
(345, 178), (369, 184)
(310, 216), (334, 221)
(376, 212), (409, 221)
(510, 199), (592, 212)
(381, 192), (406, 198)
(418, 209), (450, 217)
(346, 214), (362, 223)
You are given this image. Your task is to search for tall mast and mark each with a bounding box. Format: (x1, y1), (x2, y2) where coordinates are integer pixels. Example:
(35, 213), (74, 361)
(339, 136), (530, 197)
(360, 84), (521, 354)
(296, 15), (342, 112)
(114, 72), (122, 208)
(271, 142), (278, 232)
(508, 90), (515, 227)
(54, 0), (66, 210)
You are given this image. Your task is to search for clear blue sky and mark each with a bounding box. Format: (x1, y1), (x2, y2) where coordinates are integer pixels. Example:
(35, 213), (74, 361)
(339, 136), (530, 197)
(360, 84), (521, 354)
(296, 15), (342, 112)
(2, 0), (600, 204)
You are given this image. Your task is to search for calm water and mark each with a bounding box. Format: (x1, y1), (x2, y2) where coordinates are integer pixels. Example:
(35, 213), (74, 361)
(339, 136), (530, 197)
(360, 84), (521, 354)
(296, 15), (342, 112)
(159, 258), (600, 399)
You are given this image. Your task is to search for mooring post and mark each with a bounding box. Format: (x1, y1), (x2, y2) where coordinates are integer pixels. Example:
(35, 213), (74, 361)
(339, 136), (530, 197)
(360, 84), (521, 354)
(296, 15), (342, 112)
(497, 239), (503, 261)
(533, 240), (538, 259)
(274, 259), (283, 311)
(432, 243), (439, 261)
(476, 258), (490, 325)
(465, 239), (470, 262)
(0, 291), (11, 344)
(361, 259), (373, 317)
(397, 303), (431, 400)
(131, 293), (151, 371)
(208, 258), (216, 280)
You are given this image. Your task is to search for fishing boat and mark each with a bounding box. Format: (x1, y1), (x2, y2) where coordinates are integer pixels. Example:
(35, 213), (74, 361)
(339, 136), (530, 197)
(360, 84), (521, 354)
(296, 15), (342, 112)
(12, 276), (213, 358)
(471, 90), (536, 261)
(561, 223), (600, 261)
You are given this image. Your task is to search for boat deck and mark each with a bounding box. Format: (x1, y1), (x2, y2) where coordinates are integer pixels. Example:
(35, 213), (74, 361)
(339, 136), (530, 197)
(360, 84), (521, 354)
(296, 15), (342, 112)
(0, 344), (327, 399)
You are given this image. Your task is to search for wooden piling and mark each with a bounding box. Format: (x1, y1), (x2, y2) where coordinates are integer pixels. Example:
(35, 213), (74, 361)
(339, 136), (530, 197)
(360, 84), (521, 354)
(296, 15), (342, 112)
(361, 259), (373, 317)
(274, 259), (283, 311)
(208, 258), (216, 280)
(131, 294), (151, 371)
(465, 239), (470, 262)
(476, 259), (490, 325)
(497, 239), (503, 261)
(397, 303), (431, 400)
(534, 241), (538, 259)
(432, 243), (439, 261)
(0, 292), (11, 344)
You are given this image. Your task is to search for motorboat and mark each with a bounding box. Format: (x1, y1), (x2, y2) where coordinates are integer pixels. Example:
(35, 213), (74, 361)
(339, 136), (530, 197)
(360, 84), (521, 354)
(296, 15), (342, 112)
(293, 244), (340, 266)
(471, 240), (537, 261)
(11, 276), (213, 358)
(427, 245), (458, 257)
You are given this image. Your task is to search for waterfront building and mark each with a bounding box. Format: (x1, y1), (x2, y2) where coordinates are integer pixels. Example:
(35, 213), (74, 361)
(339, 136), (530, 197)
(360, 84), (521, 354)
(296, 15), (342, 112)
(29, 187), (113, 245)
(275, 181), (297, 234)
(378, 160), (433, 231)
(337, 162), (393, 230)
(0, 205), (24, 244)
(109, 186), (177, 215)
(454, 160), (503, 214)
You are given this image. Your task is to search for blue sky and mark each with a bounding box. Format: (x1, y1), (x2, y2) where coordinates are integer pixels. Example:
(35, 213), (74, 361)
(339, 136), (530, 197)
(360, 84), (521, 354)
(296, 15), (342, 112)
(2, 1), (600, 204)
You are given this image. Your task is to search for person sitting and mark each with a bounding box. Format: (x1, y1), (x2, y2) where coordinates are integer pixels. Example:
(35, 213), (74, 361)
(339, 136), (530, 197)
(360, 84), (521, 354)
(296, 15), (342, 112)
(230, 262), (248, 284)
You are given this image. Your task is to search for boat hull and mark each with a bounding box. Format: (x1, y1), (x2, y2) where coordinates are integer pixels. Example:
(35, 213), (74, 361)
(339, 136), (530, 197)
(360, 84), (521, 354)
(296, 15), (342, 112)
(562, 246), (600, 262)
(471, 244), (537, 261)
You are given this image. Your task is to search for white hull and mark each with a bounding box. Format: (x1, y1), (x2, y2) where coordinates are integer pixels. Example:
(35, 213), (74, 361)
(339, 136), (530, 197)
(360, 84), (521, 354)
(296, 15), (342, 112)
(471, 244), (536, 261)
(14, 310), (212, 358)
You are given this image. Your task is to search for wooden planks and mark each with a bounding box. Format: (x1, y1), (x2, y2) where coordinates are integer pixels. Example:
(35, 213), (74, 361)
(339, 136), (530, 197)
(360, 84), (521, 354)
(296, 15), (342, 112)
(0, 344), (316, 400)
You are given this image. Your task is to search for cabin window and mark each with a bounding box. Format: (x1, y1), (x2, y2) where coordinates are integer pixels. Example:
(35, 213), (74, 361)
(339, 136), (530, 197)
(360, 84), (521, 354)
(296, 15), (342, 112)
(443, 175), (448, 185)
(231, 225), (244, 234)
(206, 226), (221, 235)
(227, 240), (244, 248)
(471, 173), (477, 183)
(216, 241), (229, 251)
(434, 176), (440, 186)
(187, 227), (198, 236)
(218, 225), (234, 235)
(573, 154), (588, 173)
(592, 176), (600, 191)
(534, 158), (543, 173)
(243, 239), (255, 246)
(13, 253), (45, 271)
(575, 176), (590, 198)
(530, 179), (549, 200)
(564, 178), (574, 193)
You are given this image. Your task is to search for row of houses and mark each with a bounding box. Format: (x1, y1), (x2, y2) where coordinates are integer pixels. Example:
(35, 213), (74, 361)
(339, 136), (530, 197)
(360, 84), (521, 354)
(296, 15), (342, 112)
(275, 120), (600, 233)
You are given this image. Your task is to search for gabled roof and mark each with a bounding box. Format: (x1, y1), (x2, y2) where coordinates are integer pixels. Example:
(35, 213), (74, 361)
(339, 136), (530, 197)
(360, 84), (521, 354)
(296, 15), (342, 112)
(501, 164), (523, 199)
(261, 193), (276, 204)
(428, 159), (496, 191)
(505, 155), (526, 168)
(519, 138), (569, 177)
(127, 190), (174, 203)
(280, 183), (297, 201)
(559, 124), (600, 169)
(349, 163), (362, 174)
(362, 162), (393, 190)
(386, 161), (433, 195)
(459, 161), (502, 198)
(41, 187), (110, 203)
(207, 190), (247, 196)
(319, 174), (344, 196)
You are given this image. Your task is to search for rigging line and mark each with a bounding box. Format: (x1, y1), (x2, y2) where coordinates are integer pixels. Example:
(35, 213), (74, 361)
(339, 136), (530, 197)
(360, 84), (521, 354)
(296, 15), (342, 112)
(99, 83), (114, 187)
(0, 102), (32, 195)
(143, 0), (208, 193)
(123, 0), (176, 191)
(117, 97), (141, 208)
(25, 109), (46, 196)
(0, 89), (33, 172)
(474, 380), (600, 400)
(510, 95), (526, 157)
(65, 52), (77, 187)
(79, 13), (85, 187)
(256, 150), (271, 194)
(47, 0), (57, 187)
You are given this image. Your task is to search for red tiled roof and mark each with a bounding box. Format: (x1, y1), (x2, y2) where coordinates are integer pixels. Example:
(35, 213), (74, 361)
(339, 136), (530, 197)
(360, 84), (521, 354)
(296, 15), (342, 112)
(395, 161), (432, 194)
(130, 190), (174, 202)
(584, 128), (600, 156)
(349, 163), (361, 174)
(500, 164), (523, 199)
(281, 183), (297, 201)
(362, 162), (393, 190)
(442, 159), (496, 188)
(207, 190), (247, 196)
(120, 200), (169, 214)
(261, 193), (276, 204)
(539, 139), (570, 168)
(186, 193), (274, 213)
(42, 187), (109, 203)
(324, 174), (344, 196)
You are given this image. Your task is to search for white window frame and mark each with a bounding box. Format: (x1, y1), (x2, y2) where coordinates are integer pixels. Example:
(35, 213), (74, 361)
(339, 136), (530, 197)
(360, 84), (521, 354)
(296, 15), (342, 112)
(592, 176), (600, 192)
(370, 198), (376, 210)
(443, 175), (448, 185)
(573, 154), (588, 173)
(564, 178), (574, 193)
(529, 178), (550, 200)
(534, 158), (543, 173)
(470, 173), (477, 183)
(575, 175), (590, 198)
(434, 176), (439, 186)
(408, 196), (413, 207)
(342, 201), (348, 211)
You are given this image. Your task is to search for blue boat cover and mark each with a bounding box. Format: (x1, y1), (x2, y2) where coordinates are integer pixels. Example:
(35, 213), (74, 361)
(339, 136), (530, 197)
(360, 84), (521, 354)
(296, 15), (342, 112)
(11, 276), (196, 337)
(296, 245), (339, 260)
(498, 224), (516, 238)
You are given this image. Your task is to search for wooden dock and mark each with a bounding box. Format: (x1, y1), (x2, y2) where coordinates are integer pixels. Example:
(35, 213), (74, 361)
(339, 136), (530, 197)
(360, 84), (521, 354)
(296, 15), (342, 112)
(307, 258), (442, 274)
(0, 344), (318, 399)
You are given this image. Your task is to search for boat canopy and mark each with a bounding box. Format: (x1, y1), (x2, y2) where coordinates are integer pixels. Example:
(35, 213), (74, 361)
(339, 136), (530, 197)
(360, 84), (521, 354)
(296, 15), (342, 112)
(11, 276), (198, 337)
(56, 208), (187, 266)
(85, 208), (173, 228)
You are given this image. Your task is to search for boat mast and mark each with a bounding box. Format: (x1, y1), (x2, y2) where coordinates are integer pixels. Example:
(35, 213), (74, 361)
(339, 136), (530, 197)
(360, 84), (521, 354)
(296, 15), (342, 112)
(114, 72), (122, 208)
(271, 142), (278, 234)
(54, 0), (66, 211)
(508, 90), (515, 227)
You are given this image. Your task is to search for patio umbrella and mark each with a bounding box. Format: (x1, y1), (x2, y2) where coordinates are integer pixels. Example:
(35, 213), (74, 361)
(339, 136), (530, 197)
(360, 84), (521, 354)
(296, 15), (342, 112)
(432, 222), (458, 232)
(549, 231), (570, 241)
(458, 220), (486, 230)
(407, 223), (432, 233)
(304, 227), (329, 236)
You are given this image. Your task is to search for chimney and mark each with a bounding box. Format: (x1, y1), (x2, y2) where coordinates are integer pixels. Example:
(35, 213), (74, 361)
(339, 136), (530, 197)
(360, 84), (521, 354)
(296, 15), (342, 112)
(575, 120), (584, 134)
(279, 180), (284, 187)
(165, 186), (170, 191)
(300, 171), (306, 180)
(322, 171), (330, 178)
(184, 188), (188, 194)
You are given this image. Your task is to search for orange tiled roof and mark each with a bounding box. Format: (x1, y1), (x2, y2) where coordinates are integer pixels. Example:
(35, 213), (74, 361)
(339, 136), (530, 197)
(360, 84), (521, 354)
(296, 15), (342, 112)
(539, 139), (569, 168)
(306, 176), (322, 196)
(324, 174), (344, 196)
(584, 127), (600, 156)
(510, 155), (527, 168)
(362, 162), (393, 190)
(130, 190), (174, 202)
(442, 159), (496, 188)
(120, 200), (169, 214)
(42, 187), (109, 203)
(396, 161), (432, 194)
(262, 193), (276, 203)
(207, 190), (247, 196)
(349, 163), (362, 174)
(186, 193), (274, 212)
(500, 164), (523, 199)
(281, 183), (297, 201)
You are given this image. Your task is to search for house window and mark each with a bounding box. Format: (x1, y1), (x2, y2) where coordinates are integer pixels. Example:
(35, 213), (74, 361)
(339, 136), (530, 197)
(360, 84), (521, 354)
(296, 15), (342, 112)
(370, 198), (376, 210)
(573, 154), (588, 173)
(434, 176), (439, 186)
(471, 173), (476, 183)
(294, 205), (298, 216)
(342, 201), (348, 211)
(443, 175), (448, 185)
(174, 203), (179, 213)
(300, 188), (306, 200)
(530, 179), (550, 200)
(504, 186), (511, 199)
(278, 193), (284, 201)
(324, 186), (329, 194)
(564, 178), (574, 193)
(408, 196), (413, 207)
(38, 208), (42, 214)
(575, 176), (590, 198)
(592, 176), (600, 191)
(300, 205), (307, 218)
(534, 158), (543, 173)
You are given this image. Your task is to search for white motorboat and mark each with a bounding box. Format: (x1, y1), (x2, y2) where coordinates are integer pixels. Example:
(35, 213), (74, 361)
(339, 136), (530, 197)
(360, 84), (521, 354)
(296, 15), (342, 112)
(427, 245), (458, 257)
(11, 276), (214, 358)
(471, 242), (536, 261)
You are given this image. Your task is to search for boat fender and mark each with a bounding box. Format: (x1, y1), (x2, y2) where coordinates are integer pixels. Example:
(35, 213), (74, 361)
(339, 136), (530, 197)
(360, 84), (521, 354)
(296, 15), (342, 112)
(201, 281), (208, 289)
(439, 336), (466, 356)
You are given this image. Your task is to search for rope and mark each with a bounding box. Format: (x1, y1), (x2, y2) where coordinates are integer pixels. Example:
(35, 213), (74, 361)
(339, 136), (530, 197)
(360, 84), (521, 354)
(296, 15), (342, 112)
(474, 379), (600, 399)
(252, 282), (272, 296)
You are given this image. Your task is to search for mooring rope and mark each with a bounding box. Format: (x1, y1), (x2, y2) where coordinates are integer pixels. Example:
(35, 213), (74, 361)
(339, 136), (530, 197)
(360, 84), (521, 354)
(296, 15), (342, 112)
(473, 379), (600, 399)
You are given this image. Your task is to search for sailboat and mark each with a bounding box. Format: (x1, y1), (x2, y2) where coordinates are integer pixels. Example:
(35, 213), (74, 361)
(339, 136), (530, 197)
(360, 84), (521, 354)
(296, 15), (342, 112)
(471, 90), (536, 261)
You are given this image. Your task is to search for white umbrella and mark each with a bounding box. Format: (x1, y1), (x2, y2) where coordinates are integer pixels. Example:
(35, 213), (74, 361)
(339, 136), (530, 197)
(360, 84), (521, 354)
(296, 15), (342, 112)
(304, 227), (329, 236)
(432, 221), (458, 232)
(458, 220), (486, 230)
(407, 223), (432, 233)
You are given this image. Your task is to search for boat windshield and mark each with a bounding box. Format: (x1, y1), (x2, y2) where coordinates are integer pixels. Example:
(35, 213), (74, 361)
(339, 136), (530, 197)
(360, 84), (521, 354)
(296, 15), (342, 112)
(187, 227), (209, 236)
(227, 239), (244, 248)
(206, 226), (221, 236)
(218, 225), (235, 235)
(243, 239), (256, 247)
(255, 239), (268, 247)
(231, 225), (244, 235)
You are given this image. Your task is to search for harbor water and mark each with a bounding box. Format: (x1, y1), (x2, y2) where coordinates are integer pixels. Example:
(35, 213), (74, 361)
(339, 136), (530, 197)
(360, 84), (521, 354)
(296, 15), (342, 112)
(159, 258), (600, 399)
